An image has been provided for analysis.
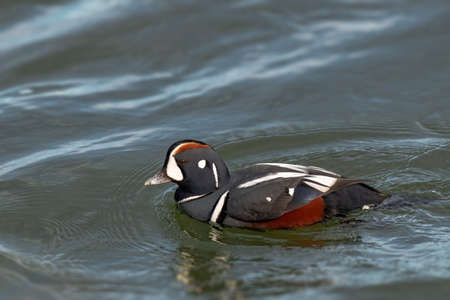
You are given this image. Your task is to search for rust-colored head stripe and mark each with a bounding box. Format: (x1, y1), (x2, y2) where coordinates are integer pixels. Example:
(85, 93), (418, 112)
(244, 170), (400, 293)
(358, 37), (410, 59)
(173, 142), (211, 155)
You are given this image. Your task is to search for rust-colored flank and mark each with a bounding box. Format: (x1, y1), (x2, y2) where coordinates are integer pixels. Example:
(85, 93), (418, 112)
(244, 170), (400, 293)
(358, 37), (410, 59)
(252, 197), (325, 229)
(173, 142), (211, 155)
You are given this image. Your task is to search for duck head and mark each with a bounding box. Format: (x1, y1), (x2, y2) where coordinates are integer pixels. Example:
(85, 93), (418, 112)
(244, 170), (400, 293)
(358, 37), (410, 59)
(145, 140), (231, 195)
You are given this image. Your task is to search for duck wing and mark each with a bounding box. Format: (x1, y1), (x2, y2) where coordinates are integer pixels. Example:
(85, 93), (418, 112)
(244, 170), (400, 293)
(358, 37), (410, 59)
(226, 163), (363, 222)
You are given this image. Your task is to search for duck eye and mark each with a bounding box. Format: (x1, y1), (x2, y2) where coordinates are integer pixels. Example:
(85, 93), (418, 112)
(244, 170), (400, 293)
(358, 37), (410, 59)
(197, 160), (206, 169)
(178, 159), (188, 164)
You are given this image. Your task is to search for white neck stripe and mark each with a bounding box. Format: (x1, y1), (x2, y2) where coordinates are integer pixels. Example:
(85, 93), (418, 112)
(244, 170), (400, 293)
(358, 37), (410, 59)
(212, 163), (219, 189)
(210, 191), (228, 223)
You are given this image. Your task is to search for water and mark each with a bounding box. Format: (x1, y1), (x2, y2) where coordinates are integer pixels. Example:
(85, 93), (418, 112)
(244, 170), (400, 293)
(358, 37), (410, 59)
(1, 0), (449, 299)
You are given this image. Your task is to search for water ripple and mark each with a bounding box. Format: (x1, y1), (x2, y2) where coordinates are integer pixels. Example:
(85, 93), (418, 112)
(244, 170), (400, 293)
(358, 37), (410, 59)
(0, 127), (160, 177)
(89, 13), (403, 111)
(0, 0), (134, 54)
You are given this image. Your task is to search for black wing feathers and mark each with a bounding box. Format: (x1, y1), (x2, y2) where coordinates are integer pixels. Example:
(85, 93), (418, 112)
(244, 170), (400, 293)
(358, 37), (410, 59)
(226, 177), (301, 222)
(285, 183), (322, 211)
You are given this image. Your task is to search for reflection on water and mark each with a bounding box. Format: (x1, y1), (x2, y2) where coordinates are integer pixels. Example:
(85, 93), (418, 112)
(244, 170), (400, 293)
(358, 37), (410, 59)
(175, 246), (241, 297)
(175, 207), (363, 248)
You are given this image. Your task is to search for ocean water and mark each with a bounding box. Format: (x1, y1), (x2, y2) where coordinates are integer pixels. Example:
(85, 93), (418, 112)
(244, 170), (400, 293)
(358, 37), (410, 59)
(0, 0), (449, 299)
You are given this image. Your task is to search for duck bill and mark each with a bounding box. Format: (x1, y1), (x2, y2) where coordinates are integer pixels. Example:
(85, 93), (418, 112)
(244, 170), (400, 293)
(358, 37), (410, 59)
(144, 170), (171, 186)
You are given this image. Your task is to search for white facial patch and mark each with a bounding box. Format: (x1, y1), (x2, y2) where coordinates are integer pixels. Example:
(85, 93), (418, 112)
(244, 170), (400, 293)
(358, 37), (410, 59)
(266, 197), (272, 202)
(198, 160), (206, 169)
(166, 155), (183, 181)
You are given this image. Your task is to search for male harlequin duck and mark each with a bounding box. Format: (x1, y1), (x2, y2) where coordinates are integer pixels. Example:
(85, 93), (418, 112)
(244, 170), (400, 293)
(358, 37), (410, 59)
(145, 140), (387, 229)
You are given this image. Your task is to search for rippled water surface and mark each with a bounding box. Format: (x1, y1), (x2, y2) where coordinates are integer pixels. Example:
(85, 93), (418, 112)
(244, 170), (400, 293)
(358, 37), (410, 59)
(1, 0), (449, 299)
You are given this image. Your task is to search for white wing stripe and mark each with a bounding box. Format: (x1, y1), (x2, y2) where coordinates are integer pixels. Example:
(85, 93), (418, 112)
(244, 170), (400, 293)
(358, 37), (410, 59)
(307, 166), (340, 177)
(304, 175), (337, 187)
(256, 163), (340, 177)
(238, 172), (306, 189)
(256, 163), (308, 173)
(210, 191), (229, 223)
(304, 181), (329, 193)
(288, 188), (295, 196)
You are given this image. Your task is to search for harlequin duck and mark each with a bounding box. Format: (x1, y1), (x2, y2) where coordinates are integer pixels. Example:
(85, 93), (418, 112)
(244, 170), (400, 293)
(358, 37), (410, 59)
(145, 140), (387, 229)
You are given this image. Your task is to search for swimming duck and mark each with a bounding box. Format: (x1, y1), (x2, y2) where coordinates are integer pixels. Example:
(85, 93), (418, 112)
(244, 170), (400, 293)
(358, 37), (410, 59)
(145, 140), (386, 229)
